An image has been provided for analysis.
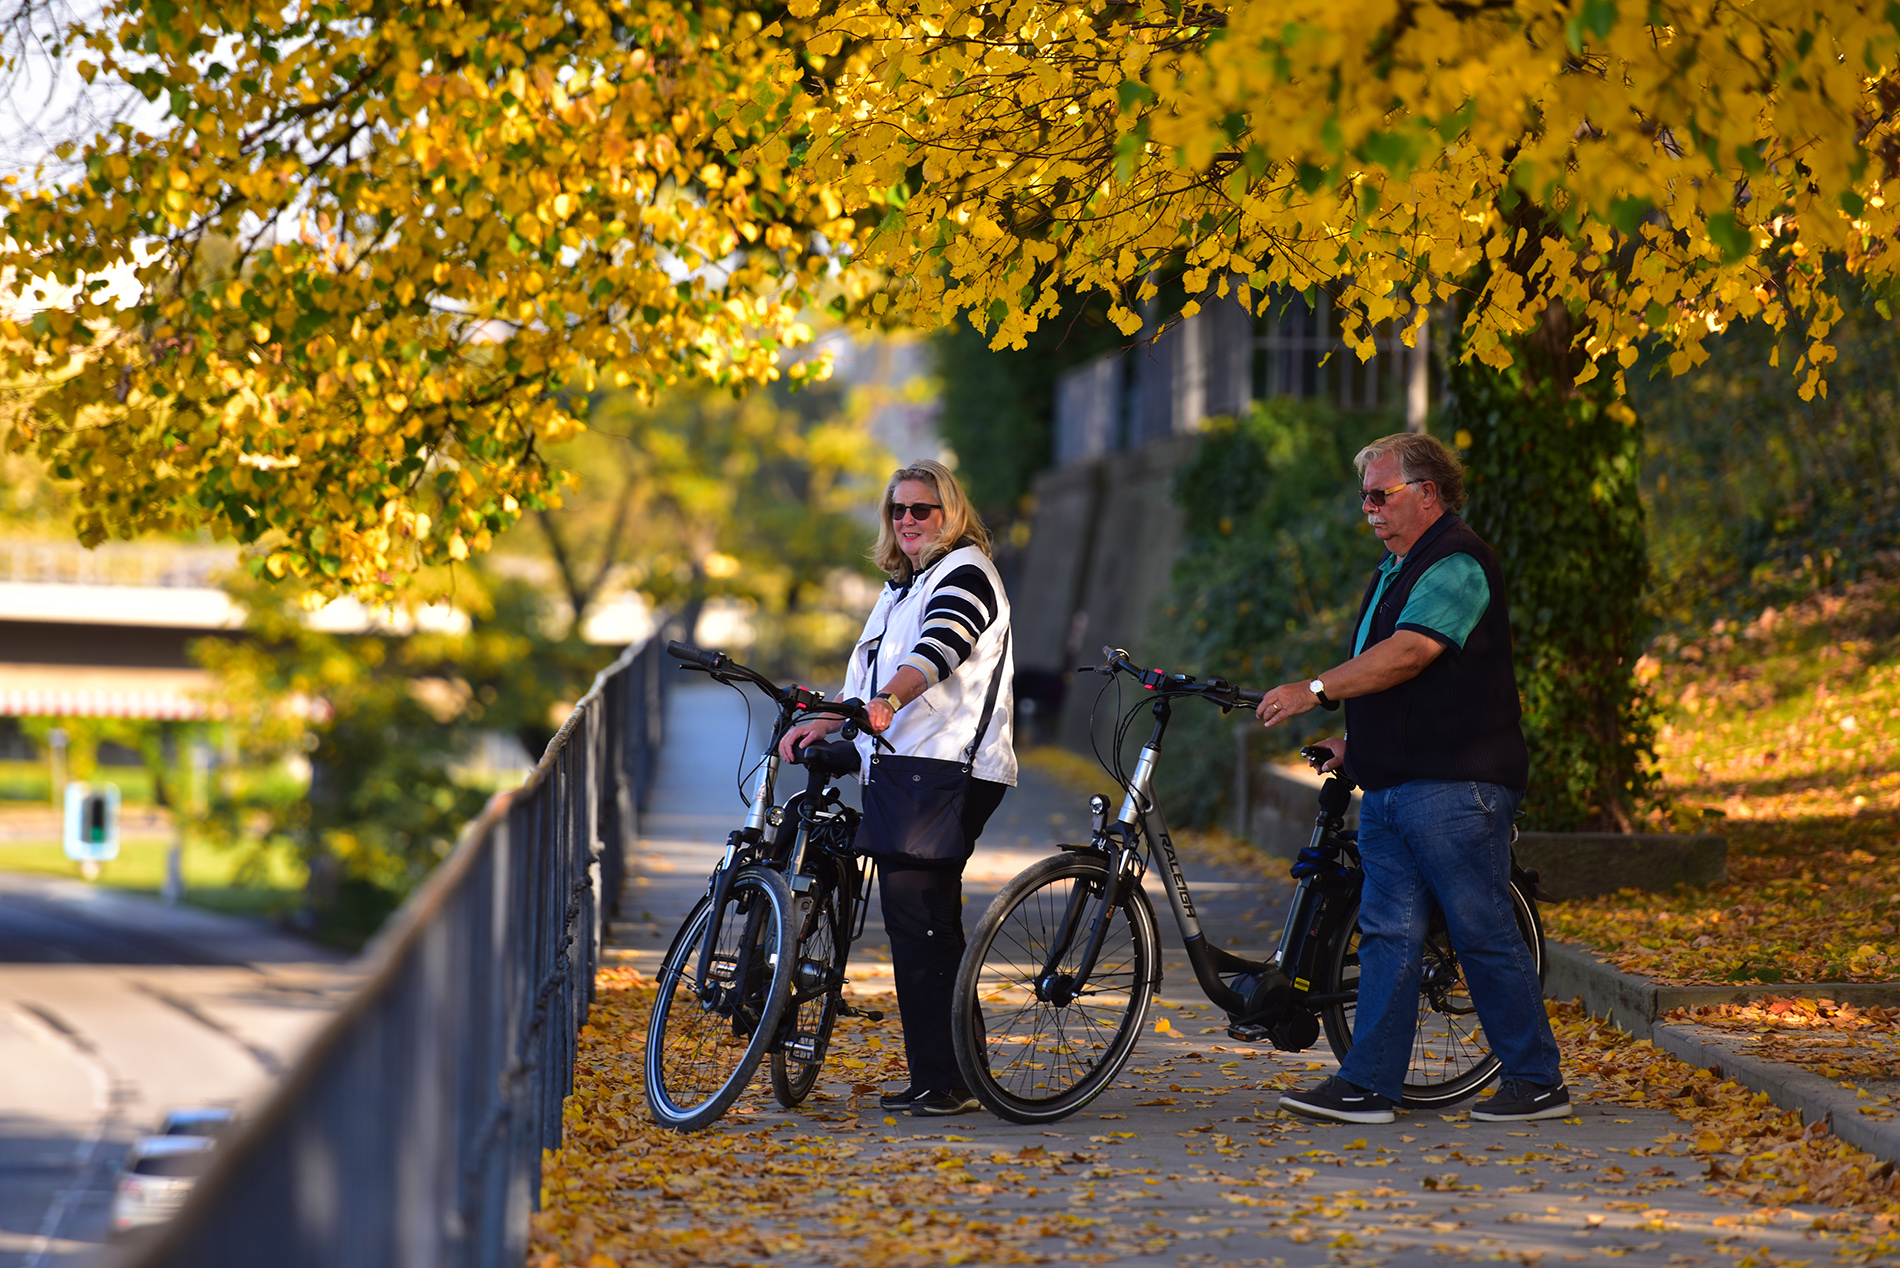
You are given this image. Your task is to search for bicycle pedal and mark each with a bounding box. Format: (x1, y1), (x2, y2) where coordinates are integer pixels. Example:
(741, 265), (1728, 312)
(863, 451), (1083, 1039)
(1226, 1022), (1272, 1043)
(839, 1001), (885, 1022)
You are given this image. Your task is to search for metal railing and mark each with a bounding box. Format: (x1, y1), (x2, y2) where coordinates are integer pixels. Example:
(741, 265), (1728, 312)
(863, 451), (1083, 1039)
(124, 637), (667, 1268)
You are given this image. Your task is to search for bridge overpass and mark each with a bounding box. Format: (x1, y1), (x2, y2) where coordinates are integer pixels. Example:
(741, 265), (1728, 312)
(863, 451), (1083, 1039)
(0, 538), (650, 723)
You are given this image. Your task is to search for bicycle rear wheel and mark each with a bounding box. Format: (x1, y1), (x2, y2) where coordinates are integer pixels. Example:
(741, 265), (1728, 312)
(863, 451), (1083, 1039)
(645, 865), (797, 1131)
(771, 858), (847, 1108)
(1317, 878), (1545, 1108)
(952, 853), (1159, 1124)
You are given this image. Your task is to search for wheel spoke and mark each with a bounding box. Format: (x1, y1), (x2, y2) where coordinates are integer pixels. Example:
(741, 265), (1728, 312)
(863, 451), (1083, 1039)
(955, 858), (1156, 1121)
(645, 868), (796, 1130)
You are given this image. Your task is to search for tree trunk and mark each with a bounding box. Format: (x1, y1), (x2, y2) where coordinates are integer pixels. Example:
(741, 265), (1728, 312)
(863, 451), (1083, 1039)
(1446, 304), (1658, 832)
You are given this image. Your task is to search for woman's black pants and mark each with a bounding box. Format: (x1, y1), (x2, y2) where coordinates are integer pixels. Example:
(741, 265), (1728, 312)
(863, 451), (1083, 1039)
(876, 778), (1009, 1092)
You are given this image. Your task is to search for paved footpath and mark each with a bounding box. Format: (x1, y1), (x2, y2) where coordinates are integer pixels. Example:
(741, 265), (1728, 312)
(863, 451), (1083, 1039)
(594, 682), (1871, 1267)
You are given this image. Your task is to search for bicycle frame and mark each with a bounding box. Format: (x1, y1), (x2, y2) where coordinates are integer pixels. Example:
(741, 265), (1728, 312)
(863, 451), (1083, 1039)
(964, 648), (1550, 1119)
(1092, 695), (1264, 1015)
(668, 641), (873, 1011)
(1044, 666), (1359, 1034)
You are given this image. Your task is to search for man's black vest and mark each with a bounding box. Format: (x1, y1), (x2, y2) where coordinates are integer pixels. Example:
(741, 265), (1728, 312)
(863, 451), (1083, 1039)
(1342, 514), (1529, 792)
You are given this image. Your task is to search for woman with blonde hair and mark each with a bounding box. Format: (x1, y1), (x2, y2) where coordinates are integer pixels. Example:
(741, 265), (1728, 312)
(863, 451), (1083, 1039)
(779, 458), (1016, 1116)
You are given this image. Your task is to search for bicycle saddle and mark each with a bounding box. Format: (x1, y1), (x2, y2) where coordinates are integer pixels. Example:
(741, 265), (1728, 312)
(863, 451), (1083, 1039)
(796, 740), (861, 778)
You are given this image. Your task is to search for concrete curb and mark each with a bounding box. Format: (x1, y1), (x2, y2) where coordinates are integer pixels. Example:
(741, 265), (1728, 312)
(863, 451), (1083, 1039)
(1546, 939), (1900, 1164)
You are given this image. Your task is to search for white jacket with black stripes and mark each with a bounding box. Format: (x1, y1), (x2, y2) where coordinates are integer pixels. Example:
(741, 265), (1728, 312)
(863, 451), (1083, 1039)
(842, 543), (1018, 786)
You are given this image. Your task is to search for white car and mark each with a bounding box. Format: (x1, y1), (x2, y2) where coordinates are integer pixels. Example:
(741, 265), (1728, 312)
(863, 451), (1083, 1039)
(110, 1134), (216, 1236)
(155, 1105), (235, 1140)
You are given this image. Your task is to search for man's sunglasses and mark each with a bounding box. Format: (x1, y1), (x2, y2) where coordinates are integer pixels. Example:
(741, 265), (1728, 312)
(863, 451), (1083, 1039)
(889, 501), (943, 521)
(1358, 479), (1426, 508)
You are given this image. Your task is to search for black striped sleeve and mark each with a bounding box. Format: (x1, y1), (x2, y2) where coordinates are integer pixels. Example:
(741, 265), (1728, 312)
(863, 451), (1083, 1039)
(898, 564), (999, 687)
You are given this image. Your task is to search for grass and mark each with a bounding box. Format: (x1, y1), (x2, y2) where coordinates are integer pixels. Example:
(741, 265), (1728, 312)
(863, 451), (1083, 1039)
(0, 759), (157, 803)
(0, 834), (306, 920)
(1545, 567), (1900, 984)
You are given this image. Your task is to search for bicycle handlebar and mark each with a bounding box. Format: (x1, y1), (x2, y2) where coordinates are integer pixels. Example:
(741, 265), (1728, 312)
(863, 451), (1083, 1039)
(668, 639), (883, 749)
(666, 639), (724, 671)
(1080, 645), (1266, 711)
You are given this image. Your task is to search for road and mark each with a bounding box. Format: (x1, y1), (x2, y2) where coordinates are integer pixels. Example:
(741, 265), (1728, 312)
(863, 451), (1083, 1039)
(565, 678), (1858, 1268)
(0, 872), (355, 1267)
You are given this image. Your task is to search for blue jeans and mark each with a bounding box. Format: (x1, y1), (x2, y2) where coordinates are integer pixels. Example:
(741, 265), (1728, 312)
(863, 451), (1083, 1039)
(1336, 779), (1562, 1101)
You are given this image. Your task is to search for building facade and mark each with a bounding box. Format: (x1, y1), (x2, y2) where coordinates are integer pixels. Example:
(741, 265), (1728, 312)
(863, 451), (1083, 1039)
(1017, 291), (1436, 747)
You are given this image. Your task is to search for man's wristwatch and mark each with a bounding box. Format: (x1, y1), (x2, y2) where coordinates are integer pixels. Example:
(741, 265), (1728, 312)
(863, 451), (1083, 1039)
(1309, 678), (1340, 711)
(873, 691), (902, 713)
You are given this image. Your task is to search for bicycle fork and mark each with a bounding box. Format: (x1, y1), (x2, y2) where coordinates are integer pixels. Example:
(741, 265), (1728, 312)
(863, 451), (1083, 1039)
(694, 754), (780, 1010)
(1031, 794), (1136, 1004)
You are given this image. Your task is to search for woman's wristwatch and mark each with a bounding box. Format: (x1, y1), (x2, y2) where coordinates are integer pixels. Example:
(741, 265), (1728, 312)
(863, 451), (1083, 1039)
(873, 691), (902, 713)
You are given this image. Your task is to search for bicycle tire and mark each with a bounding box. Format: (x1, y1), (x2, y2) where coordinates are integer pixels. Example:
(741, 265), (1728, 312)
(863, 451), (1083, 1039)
(952, 852), (1160, 1124)
(1317, 878), (1546, 1108)
(771, 857), (846, 1108)
(645, 865), (797, 1131)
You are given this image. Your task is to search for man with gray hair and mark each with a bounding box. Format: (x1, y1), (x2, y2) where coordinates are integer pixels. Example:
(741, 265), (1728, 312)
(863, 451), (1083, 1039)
(1252, 431), (1568, 1124)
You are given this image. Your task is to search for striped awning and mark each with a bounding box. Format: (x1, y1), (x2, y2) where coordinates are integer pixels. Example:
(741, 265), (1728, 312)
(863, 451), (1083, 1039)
(0, 688), (207, 719)
(0, 666), (212, 719)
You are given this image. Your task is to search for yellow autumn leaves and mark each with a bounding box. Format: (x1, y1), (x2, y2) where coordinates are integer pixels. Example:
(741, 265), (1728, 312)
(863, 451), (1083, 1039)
(780, 0), (1896, 400)
(1, 0), (861, 595)
(5, 0), (1900, 596)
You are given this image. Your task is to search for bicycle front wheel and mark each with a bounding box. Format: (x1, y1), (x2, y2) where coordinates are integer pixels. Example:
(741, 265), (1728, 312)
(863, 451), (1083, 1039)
(952, 853), (1160, 1124)
(1317, 878), (1546, 1108)
(645, 865), (797, 1131)
(771, 857), (847, 1108)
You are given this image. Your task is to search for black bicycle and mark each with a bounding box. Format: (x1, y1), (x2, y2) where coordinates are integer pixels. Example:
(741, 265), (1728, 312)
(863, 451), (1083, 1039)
(950, 647), (1546, 1124)
(643, 641), (882, 1131)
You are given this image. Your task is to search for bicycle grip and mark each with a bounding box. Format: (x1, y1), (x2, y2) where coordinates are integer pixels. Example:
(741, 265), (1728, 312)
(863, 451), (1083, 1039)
(1235, 687), (1265, 706)
(665, 640), (721, 670)
(834, 695), (867, 740)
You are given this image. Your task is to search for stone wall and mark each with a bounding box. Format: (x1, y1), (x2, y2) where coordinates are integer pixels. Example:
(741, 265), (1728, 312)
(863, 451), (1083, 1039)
(1235, 747), (1728, 901)
(1009, 434), (1200, 750)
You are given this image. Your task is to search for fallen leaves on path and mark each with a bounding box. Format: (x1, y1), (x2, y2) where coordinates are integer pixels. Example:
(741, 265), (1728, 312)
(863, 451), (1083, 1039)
(530, 971), (1900, 1268)
(532, 967), (1178, 1267)
(1550, 1001), (1900, 1223)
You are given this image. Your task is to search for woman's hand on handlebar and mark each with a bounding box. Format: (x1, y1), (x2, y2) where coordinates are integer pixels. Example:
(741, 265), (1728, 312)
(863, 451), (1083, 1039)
(778, 718), (842, 763)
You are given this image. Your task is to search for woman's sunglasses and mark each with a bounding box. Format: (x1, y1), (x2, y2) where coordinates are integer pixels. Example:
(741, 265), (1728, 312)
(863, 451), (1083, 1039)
(889, 502), (943, 521)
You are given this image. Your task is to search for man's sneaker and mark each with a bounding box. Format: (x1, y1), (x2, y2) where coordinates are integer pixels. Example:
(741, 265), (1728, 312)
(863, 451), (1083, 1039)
(878, 1086), (928, 1111)
(907, 1088), (981, 1116)
(1279, 1075), (1396, 1124)
(1471, 1079), (1572, 1121)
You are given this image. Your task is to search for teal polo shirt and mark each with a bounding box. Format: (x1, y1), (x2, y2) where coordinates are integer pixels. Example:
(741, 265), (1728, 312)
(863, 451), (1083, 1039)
(1353, 551), (1492, 656)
